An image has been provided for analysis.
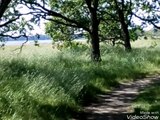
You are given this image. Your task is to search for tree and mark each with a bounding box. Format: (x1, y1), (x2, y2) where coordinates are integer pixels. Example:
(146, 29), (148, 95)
(133, 0), (160, 29)
(0, 0), (12, 19)
(21, 0), (103, 61)
(1, 0), (159, 59)
(22, 0), (138, 59)
(98, 0), (142, 50)
(113, 0), (132, 50)
(0, 0), (35, 43)
(45, 21), (75, 43)
(0, 0), (20, 41)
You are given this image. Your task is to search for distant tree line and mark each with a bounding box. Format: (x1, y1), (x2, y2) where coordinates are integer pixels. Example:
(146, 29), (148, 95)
(3, 35), (51, 41)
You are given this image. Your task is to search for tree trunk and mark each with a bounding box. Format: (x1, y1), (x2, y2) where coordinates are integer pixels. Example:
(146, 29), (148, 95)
(114, 0), (132, 51)
(118, 11), (132, 51)
(90, 8), (101, 62)
(0, 0), (12, 19)
(90, 31), (101, 62)
(121, 20), (132, 51)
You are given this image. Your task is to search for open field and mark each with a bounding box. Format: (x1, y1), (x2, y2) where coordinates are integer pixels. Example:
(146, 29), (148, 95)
(131, 39), (160, 48)
(0, 39), (160, 120)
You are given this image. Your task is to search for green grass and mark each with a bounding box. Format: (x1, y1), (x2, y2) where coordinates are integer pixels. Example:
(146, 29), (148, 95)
(131, 38), (160, 48)
(132, 84), (160, 119)
(0, 40), (160, 120)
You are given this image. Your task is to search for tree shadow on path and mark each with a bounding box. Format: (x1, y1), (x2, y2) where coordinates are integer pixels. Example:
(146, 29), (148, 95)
(73, 75), (160, 120)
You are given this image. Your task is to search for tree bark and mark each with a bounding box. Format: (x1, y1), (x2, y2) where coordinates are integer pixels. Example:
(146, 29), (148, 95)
(120, 17), (132, 51)
(90, 6), (101, 61)
(114, 0), (132, 51)
(90, 30), (101, 62)
(119, 13), (132, 51)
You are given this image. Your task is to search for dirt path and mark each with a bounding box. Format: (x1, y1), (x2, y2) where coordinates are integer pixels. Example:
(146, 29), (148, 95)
(73, 75), (160, 120)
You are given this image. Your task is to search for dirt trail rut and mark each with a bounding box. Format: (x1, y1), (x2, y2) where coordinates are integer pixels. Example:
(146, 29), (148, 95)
(73, 75), (160, 120)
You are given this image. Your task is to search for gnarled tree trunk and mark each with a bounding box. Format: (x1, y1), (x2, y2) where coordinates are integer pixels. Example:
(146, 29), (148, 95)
(85, 0), (101, 61)
(89, 0), (101, 62)
(90, 30), (101, 61)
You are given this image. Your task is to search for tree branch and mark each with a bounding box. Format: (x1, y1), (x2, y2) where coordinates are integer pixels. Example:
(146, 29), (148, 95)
(43, 17), (80, 29)
(133, 12), (160, 29)
(22, 0), (90, 32)
(0, 17), (19, 27)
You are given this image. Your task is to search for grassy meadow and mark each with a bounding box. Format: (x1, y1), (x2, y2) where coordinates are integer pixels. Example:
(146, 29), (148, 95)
(0, 39), (160, 120)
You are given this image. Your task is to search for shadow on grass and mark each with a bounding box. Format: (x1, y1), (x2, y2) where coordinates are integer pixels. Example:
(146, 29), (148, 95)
(38, 103), (78, 120)
(78, 84), (106, 106)
(0, 90), (79, 120)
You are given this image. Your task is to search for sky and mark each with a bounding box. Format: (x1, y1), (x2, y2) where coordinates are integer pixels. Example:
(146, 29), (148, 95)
(18, 5), (46, 35)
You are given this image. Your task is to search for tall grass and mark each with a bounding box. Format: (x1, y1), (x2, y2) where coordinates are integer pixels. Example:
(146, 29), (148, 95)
(132, 84), (160, 120)
(0, 40), (160, 120)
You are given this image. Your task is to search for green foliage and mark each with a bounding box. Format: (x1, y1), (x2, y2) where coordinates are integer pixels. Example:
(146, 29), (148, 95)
(45, 22), (74, 42)
(56, 41), (88, 51)
(45, 0), (146, 47)
(45, 0), (90, 44)
(49, 0), (89, 27)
